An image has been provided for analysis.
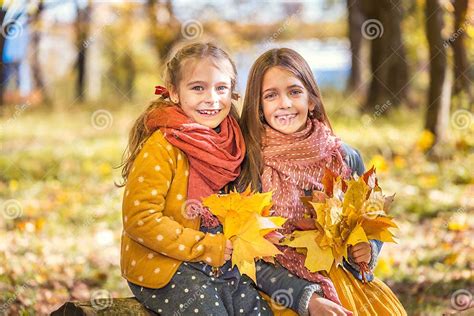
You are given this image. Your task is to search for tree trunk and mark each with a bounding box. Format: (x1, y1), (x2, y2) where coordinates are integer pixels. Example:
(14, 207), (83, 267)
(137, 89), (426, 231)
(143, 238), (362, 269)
(51, 297), (152, 316)
(362, 0), (409, 112)
(74, 0), (91, 102)
(30, 0), (49, 104)
(124, 53), (136, 100)
(146, 0), (180, 62)
(0, 8), (7, 106)
(346, 0), (364, 91)
(452, 0), (472, 100)
(425, 0), (451, 147)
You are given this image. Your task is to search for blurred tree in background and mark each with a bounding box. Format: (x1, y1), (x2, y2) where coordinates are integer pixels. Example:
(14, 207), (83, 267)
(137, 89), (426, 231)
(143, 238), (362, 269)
(74, 0), (91, 102)
(425, 0), (450, 148)
(30, 0), (49, 104)
(362, 0), (409, 111)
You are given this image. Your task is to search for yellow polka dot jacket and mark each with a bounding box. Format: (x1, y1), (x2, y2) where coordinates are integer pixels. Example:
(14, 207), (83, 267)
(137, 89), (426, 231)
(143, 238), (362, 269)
(120, 130), (227, 288)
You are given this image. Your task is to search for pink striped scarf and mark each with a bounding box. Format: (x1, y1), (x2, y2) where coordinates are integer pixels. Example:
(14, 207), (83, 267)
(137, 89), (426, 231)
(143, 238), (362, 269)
(261, 117), (350, 303)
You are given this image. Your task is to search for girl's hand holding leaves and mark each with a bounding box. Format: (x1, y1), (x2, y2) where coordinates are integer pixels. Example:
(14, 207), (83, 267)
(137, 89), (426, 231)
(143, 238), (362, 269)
(202, 186), (287, 282)
(280, 166), (398, 282)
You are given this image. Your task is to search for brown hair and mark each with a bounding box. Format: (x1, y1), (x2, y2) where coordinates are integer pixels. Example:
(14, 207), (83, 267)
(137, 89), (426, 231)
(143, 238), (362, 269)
(236, 48), (333, 192)
(117, 42), (240, 187)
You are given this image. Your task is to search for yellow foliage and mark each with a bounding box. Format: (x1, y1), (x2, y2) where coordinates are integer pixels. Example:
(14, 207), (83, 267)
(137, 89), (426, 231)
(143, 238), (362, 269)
(374, 257), (394, 279)
(418, 175), (439, 188)
(346, 224), (369, 247)
(447, 213), (469, 231)
(82, 160), (94, 173)
(416, 130), (435, 152)
(368, 155), (388, 173)
(443, 253), (459, 266)
(202, 187), (286, 282)
(280, 169), (398, 273)
(9, 179), (19, 192)
(467, 26), (474, 39)
(231, 213), (283, 281)
(98, 163), (112, 177)
(280, 230), (333, 273)
(393, 155), (407, 169)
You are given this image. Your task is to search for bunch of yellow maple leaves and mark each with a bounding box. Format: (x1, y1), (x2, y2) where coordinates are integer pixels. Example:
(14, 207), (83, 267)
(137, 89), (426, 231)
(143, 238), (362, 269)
(202, 187), (286, 282)
(280, 166), (398, 280)
(202, 167), (398, 282)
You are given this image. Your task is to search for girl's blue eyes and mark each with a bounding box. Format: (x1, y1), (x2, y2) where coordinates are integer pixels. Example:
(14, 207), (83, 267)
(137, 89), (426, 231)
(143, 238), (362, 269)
(191, 86), (229, 92)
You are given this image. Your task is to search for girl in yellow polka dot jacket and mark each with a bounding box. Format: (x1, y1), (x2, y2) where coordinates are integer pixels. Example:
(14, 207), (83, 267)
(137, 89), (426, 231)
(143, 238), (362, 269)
(118, 42), (353, 315)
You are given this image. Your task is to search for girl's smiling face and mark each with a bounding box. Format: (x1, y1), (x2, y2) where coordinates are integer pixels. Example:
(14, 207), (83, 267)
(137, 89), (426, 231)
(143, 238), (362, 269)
(261, 66), (315, 134)
(170, 58), (233, 129)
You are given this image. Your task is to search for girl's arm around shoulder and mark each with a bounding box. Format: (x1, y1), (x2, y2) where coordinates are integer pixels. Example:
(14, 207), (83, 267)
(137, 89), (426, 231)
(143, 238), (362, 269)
(341, 143), (365, 177)
(122, 132), (226, 267)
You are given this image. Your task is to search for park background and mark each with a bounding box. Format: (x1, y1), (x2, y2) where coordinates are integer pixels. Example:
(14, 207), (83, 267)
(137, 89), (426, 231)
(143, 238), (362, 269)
(0, 0), (473, 315)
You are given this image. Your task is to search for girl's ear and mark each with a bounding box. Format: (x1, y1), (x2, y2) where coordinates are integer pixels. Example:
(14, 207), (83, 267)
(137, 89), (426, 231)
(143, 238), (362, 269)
(169, 86), (179, 104)
(308, 95), (320, 112)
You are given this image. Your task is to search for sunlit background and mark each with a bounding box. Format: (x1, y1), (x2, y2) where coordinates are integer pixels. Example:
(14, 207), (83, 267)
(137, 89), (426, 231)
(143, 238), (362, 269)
(0, 0), (473, 315)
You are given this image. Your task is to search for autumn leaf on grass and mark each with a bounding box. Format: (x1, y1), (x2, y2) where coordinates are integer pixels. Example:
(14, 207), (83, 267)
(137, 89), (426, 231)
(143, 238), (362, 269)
(202, 187), (286, 282)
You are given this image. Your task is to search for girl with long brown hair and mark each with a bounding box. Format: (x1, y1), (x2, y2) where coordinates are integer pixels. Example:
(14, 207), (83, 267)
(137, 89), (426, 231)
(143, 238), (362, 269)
(238, 48), (407, 316)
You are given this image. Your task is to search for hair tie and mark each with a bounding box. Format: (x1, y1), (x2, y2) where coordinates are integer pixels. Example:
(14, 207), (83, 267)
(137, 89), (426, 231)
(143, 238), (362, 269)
(154, 85), (170, 98)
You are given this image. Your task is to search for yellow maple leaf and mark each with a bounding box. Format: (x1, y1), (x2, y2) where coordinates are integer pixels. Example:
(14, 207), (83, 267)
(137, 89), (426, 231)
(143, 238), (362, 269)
(344, 204), (360, 230)
(231, 213), (283, 282)
(259, 216), (287, 236)
(346, 224), (369, 247)
(361, 216), (398, 243)
(202, 188), (285, 282)
(202, 188), (273, 222)
(280, 230), (334, 273)
(343, 177), (369, 212)
(223, 210), (247, 238)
